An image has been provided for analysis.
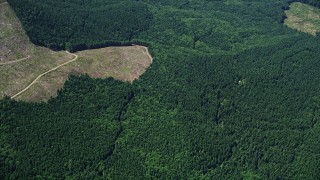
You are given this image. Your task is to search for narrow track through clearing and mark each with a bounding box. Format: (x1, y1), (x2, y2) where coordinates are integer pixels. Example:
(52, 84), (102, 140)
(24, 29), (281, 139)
(11, 51), (78, 99)
(0, 56), (31, 65)
(10, 46), (152, 99)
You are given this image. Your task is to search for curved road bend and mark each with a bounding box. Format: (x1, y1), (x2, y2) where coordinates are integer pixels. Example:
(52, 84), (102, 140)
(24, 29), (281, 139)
(11, 51), (78, 99)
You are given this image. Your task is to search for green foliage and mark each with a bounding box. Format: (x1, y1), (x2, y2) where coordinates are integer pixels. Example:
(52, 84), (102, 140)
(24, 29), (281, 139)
(1, 0), (320, 179)
(291, 0), (320, 8)
(7, 0), (153, 51)
(0, 75), (133, 178)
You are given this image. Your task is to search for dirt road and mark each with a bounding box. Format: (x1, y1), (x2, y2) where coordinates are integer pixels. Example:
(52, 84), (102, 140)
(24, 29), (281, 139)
(11, 51), (78, 99)
(0, 56), (31, 65)
(138, 45), (153, 64)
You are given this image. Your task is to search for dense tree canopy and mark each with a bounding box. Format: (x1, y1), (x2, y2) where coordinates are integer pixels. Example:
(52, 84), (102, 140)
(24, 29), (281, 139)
(1, 0), (320, 179)
(290, 0), (320, 8)
(7, 0), (153, 51)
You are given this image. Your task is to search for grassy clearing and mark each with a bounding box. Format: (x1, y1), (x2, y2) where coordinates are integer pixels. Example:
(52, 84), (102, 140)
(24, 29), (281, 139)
(0, 4), (152, 102)
(285, 2), (320, 36)
(18, 46), (152, 102)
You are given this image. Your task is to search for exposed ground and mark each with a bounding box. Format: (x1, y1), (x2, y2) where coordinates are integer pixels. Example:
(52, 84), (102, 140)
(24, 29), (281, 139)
(285, 2), (320, 36)
(0, 0), (30, 62)
(15, 46), (152, 102)
(10, 51), (79, 99)
(0, 3), (152, 102)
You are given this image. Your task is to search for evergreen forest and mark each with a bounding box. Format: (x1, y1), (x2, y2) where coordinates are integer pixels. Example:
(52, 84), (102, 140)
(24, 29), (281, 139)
(1, 0), (320, 179)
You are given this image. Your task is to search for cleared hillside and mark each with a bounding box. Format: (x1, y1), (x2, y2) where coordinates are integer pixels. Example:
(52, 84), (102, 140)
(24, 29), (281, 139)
(14, 46), (152, 102)
(285, 2), (320, 35)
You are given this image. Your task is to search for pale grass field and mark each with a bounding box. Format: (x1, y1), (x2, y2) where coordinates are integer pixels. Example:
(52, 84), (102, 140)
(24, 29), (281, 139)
(285, 2), (320, 36)
(18, 46), (152, 102)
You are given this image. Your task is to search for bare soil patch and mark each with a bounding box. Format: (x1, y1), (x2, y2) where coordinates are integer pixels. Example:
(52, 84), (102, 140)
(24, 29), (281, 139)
(285, 2), (320, 36)
(17, 46), (152, 102)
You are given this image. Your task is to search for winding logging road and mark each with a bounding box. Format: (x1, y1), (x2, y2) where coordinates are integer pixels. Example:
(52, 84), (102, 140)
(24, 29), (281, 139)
(10, 46), (152, 99)
(11, 51), (78, 99)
